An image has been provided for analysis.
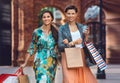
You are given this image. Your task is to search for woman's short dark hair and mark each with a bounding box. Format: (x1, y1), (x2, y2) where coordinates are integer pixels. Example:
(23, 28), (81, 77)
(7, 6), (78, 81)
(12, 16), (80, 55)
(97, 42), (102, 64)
(64, 5), (78, 13)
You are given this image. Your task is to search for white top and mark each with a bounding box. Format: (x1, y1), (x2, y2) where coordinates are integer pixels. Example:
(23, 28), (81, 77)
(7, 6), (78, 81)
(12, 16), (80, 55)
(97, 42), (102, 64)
(71, 30), (83, 48)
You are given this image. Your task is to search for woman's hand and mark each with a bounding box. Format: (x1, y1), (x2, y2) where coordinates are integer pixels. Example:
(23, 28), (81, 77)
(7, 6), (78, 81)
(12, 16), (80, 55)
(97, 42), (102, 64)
(20, 53), (30, 68)
(84, 27), (90, 41)
(63, 38), (82, 47)
(68, 38), (82, 46)
(74, 38), (82, 44)
(20, 62), (27, 68)
(68, 41), (74, 46)
(63, 39), (69, 44)
(84, 27), (90, 35)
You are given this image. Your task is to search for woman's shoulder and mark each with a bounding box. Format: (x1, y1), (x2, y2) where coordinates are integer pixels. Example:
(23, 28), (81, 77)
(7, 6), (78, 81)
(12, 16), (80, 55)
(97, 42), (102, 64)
(76, 23), (86, 27)
(59, 23), (68, 30)
(59, 23), (67, 28)
(33, 27), (42, 34)
(77, 23), (87, 29)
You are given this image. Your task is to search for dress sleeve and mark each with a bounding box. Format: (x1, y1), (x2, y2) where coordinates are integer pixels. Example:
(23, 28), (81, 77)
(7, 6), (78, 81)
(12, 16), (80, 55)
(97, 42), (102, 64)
(27, 31), (37, 56)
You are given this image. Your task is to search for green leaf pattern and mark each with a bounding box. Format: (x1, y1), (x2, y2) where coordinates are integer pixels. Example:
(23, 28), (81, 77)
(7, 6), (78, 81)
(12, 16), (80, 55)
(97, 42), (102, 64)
(27, 28), (57, 83)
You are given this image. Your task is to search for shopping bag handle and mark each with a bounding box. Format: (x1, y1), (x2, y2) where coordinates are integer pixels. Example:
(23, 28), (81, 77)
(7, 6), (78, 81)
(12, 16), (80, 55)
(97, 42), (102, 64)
(84, 41), (90, 44)
(15, 67), (24, 75)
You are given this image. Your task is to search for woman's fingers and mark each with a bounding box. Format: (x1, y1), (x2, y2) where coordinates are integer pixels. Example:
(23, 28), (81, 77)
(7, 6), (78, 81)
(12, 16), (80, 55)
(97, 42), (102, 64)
(63, 39), (68, 44)
(20, 63), (26, 68)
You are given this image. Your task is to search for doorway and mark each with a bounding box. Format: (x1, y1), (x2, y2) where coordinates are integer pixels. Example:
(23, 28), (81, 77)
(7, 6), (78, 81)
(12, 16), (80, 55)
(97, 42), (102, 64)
(0, 0), (11, 66)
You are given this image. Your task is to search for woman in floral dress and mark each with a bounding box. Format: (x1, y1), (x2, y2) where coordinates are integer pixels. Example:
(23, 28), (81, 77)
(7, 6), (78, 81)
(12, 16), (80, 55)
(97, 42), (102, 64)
(21, 10), (58, 83)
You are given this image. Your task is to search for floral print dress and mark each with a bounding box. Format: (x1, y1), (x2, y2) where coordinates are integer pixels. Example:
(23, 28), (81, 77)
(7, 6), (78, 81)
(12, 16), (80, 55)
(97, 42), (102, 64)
(27, 28), (57, 83)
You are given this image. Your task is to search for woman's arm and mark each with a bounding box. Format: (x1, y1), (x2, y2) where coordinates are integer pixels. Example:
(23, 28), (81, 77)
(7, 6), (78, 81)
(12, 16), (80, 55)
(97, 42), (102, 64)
(68, 38), (82, 46)
(21, 30), (37, 67)
(21, 53), (30, 68)
(83, 26), (90, 42)
(58, 26), (68, 52)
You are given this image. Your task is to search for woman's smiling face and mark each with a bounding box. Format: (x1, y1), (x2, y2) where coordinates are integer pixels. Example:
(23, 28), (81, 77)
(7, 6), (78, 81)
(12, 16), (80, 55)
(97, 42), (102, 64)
(65, 9), (77, 22)
(42, 12), (53, 26)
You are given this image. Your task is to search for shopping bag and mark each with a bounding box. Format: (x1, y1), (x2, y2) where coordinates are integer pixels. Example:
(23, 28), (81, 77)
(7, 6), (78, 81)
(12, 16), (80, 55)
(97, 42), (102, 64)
(3, 75), (18, 83)
(85, 42), (107, 71)
(0, 67), (22, 83)
(0, 74), (18, 83)
(18, 74), (29, 83)
(83, 46), (96, 67)
(65, 48), (83, 68)
(0, 67), (29, 83)
(18, 68), (29, 83)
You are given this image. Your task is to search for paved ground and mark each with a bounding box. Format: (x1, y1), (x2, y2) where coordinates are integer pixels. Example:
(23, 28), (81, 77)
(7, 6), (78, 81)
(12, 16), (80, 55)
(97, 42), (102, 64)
(0, 64), (120, 83)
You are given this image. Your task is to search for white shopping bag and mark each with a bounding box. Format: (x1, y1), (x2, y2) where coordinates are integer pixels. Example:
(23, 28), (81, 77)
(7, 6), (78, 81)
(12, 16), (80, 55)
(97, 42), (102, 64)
(0, 67), (25, 83)
(3, 76), (18, 83)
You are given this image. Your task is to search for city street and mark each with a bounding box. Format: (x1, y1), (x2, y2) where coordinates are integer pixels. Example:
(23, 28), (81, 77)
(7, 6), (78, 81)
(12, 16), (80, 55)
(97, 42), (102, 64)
(0, 64), (120, 83)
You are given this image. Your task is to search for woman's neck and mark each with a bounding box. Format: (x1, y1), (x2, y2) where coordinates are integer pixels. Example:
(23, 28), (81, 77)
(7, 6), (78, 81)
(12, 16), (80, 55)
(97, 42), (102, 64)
(41, 24), (51, 35)
(68, 21), (78, 32)
(42, 24), (51, 31)
(68, 21), (76, 26)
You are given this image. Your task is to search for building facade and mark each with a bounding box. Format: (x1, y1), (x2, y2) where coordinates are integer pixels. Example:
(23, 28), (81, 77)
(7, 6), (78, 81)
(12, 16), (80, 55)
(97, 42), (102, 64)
(11, 0), (81, 66)
(0, 0), (120, 66)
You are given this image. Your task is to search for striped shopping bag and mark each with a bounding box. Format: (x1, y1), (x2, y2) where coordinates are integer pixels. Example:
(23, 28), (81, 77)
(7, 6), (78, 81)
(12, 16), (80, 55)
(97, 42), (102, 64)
(85, 42), (107, 71)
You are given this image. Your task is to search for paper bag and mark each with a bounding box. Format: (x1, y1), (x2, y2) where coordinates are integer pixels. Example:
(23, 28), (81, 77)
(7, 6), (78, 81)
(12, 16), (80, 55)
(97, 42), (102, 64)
(18, 74), (29, 83)
(18, 68), (29, 83)
(65, 48), (83, 68)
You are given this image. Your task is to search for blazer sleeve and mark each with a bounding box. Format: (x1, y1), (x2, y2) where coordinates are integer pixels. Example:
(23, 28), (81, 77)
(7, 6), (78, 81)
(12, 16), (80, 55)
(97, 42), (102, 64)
(58, 26), (68, 52)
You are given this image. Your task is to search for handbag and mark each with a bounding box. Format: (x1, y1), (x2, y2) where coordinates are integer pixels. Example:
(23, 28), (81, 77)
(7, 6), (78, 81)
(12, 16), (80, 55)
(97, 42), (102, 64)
(85, 42), (107, 71)
(65, 47), (83, 68)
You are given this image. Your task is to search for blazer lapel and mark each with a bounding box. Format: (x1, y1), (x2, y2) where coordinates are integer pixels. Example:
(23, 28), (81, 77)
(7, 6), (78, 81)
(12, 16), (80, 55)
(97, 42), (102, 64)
(64, 23), (84, 42)
(76, 23), (83, 38)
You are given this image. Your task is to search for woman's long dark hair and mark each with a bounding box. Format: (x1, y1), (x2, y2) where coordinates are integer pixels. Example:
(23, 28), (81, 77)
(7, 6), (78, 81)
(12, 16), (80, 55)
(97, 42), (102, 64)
(40, 10), (58, 44)
(51, 24), (58, 44)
